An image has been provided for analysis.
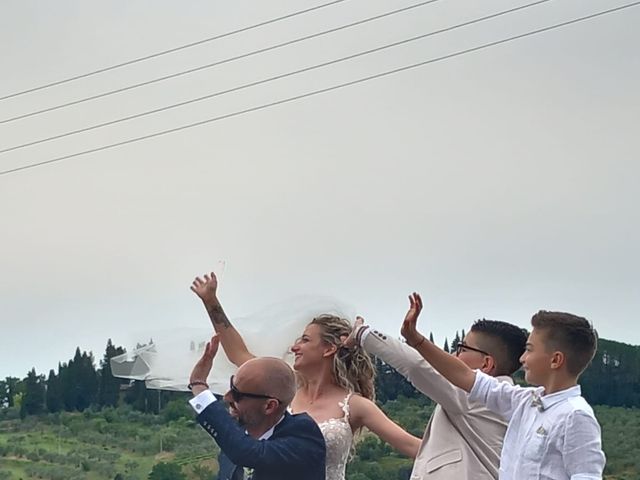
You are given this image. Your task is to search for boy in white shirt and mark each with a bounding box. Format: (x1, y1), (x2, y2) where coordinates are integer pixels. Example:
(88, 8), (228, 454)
(400, 293), (605, 480)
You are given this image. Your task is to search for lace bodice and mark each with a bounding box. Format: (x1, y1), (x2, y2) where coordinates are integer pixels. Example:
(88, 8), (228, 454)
(317, 393), (354, 480)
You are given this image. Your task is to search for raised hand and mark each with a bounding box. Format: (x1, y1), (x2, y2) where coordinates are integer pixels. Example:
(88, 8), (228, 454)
(191, 272), (219, 305)
(343, 316), (366, 349)
(400, 293), (425, 348)
(190, 335), (220, 385)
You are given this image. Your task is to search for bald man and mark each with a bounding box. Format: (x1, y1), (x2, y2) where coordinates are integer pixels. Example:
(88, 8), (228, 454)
(188, 336), (326, 480)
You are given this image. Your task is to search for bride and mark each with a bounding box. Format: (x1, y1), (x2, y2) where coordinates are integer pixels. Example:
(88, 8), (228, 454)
(191, 272), (420, 480)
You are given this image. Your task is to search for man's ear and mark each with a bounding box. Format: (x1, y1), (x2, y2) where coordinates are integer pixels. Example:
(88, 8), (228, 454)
(481, 355), (497, 375)
(550, 351), (565, 370)
(264, 399), (280, 415)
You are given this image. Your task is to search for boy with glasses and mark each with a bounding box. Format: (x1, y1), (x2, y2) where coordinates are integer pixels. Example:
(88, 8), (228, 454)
(347, 293), (527, 479)
(400, 300), (605, 479)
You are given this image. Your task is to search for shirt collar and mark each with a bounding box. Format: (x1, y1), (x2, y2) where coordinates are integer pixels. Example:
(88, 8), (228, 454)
(536, 384), (581, 410)
(257, 414), (285, 440)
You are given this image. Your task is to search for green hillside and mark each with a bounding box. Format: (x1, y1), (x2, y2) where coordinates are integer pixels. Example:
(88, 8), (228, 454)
(0, 401), (639, 479)
(2, 335), (639, 479)
(0, 405), (219, 480)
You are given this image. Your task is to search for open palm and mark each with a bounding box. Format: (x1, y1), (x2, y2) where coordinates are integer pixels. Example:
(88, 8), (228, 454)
(190, 272), (219, 304)
(400, 292), (423, 345)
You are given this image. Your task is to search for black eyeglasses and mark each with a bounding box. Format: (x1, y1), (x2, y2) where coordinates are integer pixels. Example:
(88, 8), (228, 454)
(229, 375), (281, 404)
(455, 342), (490, 357)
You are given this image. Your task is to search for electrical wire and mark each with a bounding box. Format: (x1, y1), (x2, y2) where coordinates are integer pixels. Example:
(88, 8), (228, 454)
(1, 1), (637, 177)
(0, 0), (350, 102)
(0, 0), (552, 155)
(0, 0), (441, 125)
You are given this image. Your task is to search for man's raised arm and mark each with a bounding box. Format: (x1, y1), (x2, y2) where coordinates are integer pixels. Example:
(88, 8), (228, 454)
(400, 293), (476, 393)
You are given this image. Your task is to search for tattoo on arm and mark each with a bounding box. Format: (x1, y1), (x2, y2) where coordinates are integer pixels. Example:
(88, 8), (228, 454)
(206, 302), (232, 329)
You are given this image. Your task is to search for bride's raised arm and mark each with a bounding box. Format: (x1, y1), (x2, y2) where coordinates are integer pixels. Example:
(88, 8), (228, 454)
(191, 272), (255, 367)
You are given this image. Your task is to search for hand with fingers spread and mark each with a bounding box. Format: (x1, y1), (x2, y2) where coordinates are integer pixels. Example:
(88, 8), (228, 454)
(191, 272), (219, 305)
(189, 335), (220, 389)
(342, 316), (366, 349)
(400, 292), (426, 348)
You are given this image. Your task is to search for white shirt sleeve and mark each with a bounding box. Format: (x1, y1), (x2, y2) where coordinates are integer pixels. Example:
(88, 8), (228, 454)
(469, 370), (530, 421)
(563, 410), (606, 480)
(188, 389), (217, 415)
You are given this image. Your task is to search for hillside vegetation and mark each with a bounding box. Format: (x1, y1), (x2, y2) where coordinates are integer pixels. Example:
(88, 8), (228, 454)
(1, 335), (639, 479)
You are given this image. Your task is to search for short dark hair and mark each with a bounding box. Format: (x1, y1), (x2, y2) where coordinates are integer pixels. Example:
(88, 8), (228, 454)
(470, 319), (528, 376)
(531, 310), (598, 377)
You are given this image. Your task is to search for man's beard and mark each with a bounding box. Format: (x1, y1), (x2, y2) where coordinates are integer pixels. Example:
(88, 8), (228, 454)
(227, 403), (249, 427)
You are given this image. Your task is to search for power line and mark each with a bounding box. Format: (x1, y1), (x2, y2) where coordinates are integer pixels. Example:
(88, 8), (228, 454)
(0, 0), (441, 125)
(0, 0), (350, 102)
(1, 1), (637, 177)
(0, 0), (552, 155)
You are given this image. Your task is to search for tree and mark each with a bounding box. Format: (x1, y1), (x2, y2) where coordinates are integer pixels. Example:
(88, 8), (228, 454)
(59, 360), (74, 411)
(58, 347), (99, 411)
(124, 380), (150, 413)
(1, 377), (21, 408)
(373, 356), (421, 403)
(76, 350), (98, 411)
(98, 339), (125, 408)
(0, 380), (8, 408)
(20, 369), (45, 418)
(148, 462), (186, 480)
(45, 369), (63, 413)
(581, 339), (640, 407)
(191, 464), (214, 480)
(451, 331), (461, 352)
(162, 398), (192, 422)
(443, 338), (449, 354)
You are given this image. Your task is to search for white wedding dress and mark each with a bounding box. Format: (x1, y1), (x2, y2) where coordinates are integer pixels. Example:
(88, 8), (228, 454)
(317, 393), (354, 480)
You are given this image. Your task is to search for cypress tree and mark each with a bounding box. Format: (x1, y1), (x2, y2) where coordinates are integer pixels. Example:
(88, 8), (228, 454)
(59, 360), (76, 411)
(452, 332), (461, 352)
(98, 339), (125, 408)
(20, 369), (45, 418)
(76, 351), (98, 411)
(45, 368), (63, 413)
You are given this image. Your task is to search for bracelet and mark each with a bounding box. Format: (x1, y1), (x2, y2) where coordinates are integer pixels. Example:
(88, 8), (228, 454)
(188, 381), (209, 391)
(411, 335), (426, 349)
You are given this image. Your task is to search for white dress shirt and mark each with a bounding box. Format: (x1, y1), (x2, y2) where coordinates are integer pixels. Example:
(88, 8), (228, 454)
(469, 371), (605, 480)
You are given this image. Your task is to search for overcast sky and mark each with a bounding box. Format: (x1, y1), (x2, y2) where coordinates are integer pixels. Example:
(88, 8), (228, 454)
(1, 0), (638, 379)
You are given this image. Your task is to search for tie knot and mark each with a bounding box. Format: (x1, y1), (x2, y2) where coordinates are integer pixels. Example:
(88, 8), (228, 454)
(531, 392), (544, 411)
(243, 466), (255, 480)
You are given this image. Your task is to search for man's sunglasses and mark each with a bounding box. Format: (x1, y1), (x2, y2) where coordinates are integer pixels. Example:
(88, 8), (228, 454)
(229, 375), (281, 404)
(455, 342), (490, 357)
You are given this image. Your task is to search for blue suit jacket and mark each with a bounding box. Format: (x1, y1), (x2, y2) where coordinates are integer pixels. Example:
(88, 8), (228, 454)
(196, 400), (326, 480)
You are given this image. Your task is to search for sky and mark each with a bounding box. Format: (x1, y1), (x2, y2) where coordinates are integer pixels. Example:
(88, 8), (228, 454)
(1, 0), (638, 379)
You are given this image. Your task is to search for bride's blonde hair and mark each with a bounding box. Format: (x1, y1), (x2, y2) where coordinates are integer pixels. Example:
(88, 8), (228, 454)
(307, 314), (376, 401)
